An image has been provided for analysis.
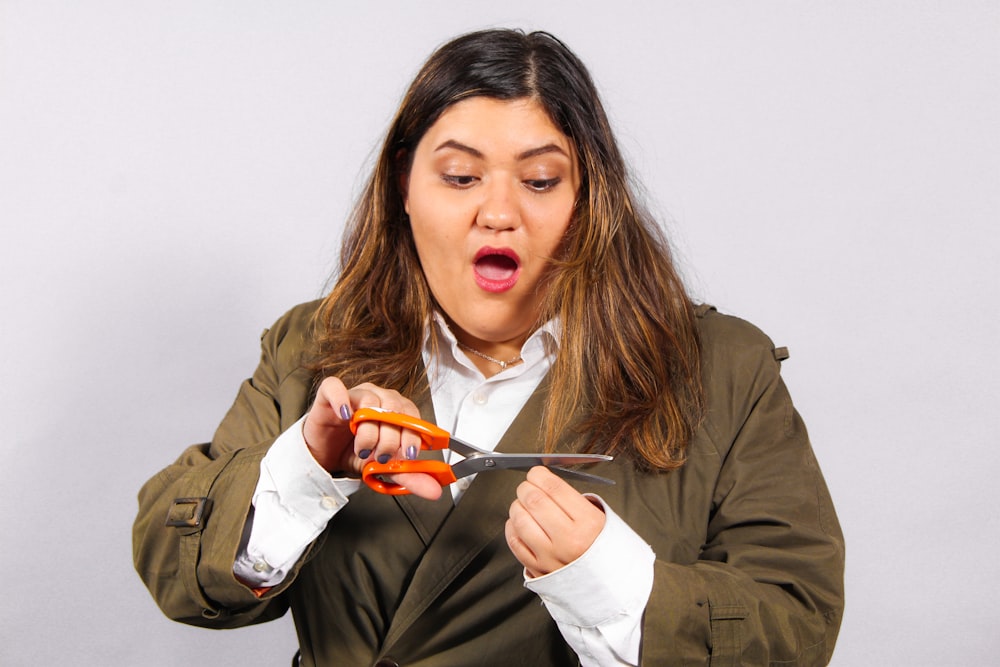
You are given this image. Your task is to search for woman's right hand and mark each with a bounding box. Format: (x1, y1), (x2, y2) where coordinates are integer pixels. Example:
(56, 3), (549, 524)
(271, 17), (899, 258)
(302, 377), (443, 500)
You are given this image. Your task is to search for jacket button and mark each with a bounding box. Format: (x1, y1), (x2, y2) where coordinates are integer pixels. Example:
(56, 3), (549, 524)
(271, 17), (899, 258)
(374, 659), (399, 667)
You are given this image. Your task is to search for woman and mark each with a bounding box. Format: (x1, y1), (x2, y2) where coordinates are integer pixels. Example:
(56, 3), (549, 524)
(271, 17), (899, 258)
(134, 29), (844, 666)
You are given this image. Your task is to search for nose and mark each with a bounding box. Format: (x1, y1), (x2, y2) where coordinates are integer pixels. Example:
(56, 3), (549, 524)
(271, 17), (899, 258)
(476, 178), (520, 231)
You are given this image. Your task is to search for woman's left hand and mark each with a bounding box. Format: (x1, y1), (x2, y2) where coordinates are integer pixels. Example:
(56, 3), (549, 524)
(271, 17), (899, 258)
(504, 466), (606, 578)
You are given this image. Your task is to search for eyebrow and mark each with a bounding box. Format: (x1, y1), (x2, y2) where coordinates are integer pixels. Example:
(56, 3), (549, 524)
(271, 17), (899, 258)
(434, 139), (570, 161)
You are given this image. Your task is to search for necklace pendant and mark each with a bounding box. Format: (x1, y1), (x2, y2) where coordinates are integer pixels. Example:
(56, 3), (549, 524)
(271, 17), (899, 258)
(457, 341), (522, 371)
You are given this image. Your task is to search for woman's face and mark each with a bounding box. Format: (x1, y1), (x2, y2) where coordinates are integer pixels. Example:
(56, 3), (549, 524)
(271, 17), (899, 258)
(404, 96), (580, 351)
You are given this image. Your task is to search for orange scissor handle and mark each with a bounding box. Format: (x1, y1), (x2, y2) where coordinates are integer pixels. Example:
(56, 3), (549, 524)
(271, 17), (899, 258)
(361, 459), (457, 495)
(349, 407), (452, 450)
(350, 407), (456, 495)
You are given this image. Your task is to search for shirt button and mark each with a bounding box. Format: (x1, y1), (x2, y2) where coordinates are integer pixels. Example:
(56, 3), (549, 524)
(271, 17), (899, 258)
(252, 560), (271, 573)
(472, 391), (487, 405)
(320, 496), (338, 510)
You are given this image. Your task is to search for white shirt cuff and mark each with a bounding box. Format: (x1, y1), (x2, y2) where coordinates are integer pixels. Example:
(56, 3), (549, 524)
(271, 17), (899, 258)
(234, 416), (361, 587)
(524, 495), (654, 665)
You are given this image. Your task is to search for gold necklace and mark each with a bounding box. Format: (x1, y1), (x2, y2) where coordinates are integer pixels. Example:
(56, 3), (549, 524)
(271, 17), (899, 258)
(457, 341), (523, 370)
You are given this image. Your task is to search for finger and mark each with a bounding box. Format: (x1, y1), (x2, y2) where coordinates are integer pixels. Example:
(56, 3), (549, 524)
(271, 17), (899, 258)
(514, 473), (575, 542)
(348, 385), (423, 462)
(388, 472), (443, 501)
(302, 377), (357, 471)
(365, 423), (406, 464)
(524, 466), (600, 521)
(515, 469), (606, 567)
(504, 516), (543, 577)
(360, 421), (426, 462)
(350, 382), (420, 416)
(308, 377), (353, 429)
(507, 497), (555, 558)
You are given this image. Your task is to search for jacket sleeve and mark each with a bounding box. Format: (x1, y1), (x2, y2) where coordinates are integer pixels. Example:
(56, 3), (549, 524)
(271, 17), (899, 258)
(641, 315), (845, 666)
(132, 302), (319, 628)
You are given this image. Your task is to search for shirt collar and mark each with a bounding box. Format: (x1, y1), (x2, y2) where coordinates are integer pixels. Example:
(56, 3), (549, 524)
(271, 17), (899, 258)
(423, 312), (560, 381)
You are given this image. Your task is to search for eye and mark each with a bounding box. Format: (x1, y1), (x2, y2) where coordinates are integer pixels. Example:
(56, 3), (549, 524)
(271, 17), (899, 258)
(524, 178), (561, 192)
(441, 174), (478, 188)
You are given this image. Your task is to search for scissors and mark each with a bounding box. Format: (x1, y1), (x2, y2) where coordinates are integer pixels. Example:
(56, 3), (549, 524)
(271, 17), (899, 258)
(349, 407), (614, 495)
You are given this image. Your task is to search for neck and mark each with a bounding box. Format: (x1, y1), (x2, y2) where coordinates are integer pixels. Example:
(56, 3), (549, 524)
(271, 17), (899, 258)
(455, 340), (521, 376)
(445, 315), (527, 355)
(437, 313), (531, 375)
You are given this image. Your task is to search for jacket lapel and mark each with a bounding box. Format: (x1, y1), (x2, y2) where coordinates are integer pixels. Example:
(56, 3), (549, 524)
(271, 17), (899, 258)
(380, 378), (550, 651)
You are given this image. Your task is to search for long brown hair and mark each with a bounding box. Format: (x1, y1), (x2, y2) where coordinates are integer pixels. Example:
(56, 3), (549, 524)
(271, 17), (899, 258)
(310, 29), (704, 471)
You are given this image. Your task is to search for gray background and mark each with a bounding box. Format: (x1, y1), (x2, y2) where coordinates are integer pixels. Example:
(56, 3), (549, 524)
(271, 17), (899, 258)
(2, 1), (997, 665)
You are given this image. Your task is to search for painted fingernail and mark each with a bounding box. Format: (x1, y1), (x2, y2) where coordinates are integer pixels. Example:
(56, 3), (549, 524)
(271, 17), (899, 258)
(339, 405), (352, 420)
(406, 445), (418, 460)
(358, 449), (372, 460)
(377, 454), (391, 464)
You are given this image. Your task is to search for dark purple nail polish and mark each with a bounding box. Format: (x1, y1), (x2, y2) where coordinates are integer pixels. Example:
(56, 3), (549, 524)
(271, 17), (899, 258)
(339, 405), (352, 420)
(377, 454), (391, 464)
(406, 445), (418, 460)
(358, 449), (372, 460)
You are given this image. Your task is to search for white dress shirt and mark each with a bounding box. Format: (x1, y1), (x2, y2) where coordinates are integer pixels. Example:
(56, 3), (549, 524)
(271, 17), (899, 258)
(233, 314), (654, 666)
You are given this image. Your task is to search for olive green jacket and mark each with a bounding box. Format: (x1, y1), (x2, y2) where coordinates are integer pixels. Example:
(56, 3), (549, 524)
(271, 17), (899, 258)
(133, 302), (844, 666)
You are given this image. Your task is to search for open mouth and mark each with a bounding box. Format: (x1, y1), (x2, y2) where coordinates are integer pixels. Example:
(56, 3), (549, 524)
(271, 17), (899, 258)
(473, 248), (521, 292)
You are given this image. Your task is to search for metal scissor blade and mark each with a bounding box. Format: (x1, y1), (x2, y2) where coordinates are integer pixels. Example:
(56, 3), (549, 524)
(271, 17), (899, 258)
(451, 453), (614, 484)
(547, 465), (615, 485)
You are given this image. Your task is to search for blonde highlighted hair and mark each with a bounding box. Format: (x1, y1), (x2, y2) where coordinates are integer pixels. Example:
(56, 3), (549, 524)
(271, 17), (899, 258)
(310, 29), (703, 471)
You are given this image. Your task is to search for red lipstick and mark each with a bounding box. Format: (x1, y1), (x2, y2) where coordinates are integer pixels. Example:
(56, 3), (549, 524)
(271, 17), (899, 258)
(473, 247), (521, 293)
